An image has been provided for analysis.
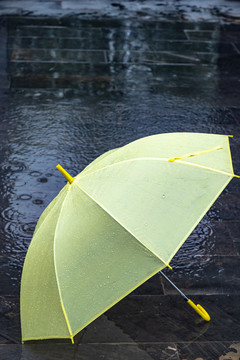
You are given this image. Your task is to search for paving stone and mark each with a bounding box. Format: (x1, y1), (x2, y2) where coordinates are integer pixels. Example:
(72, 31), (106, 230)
(178, 341), (240, 360)
(11, 74), (114, 89)
(10, 49), (107, 63)
(8, 25), (102, 38)
(218, 41), (238, 55)
(227, 221), (240, 247)
(59, 18), (124, 29)
(218, 55), (240, 77)
(227, 221), (240, 254)
(0, 343), (180, 360)
(9, 62), (111, 77)
(0, 19), (10, 90)
(9, 36), (59, 49)
(195, 52), (218, 64)
(207, 107), (238, 126)
(183, 220), (237, 256)
(184, 29), (220, 41)
(59, 37), (114, 50)
(8, 16), (60, 27)
(98, 295), (240, 343)
(163, 255), (240, 295)
(0, 256), (24, 296)
(106, 50), (200, 64)
(1, 294), (240, 346)
(149, 40), (218, 53)
(220, 30), (240, 45)
(132, 273), (164, 295)
(230, 108), (240, 124)
(217, 77), (240, 107)
(0, 296), (20, 343)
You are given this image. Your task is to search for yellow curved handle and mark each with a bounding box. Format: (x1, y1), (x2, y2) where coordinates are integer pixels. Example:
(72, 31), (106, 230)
(187, 299), (211, 322)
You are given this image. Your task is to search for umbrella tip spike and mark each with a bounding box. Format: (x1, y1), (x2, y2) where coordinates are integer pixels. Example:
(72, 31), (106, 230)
(56, 164), (74, 184)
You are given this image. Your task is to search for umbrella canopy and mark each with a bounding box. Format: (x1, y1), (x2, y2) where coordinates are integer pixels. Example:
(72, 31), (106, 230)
(20, 132), (239, 343)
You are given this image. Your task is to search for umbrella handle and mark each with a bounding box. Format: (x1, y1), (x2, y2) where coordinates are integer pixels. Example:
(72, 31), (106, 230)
(187, 299), (211, 322)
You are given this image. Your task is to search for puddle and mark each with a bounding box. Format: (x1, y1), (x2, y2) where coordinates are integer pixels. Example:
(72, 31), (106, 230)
(0, 15), (240, 350)
(2, 16), (240, 273)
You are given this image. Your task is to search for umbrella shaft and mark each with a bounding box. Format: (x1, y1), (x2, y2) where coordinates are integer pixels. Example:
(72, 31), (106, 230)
(160, 271), (189, 301)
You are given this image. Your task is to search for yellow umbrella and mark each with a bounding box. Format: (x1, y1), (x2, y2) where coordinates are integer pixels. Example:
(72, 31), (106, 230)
(20, 132), (239, 344)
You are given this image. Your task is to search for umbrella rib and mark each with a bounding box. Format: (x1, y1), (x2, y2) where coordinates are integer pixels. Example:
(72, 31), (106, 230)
(74, 182), (171, 269)
(53, 184), (74, 343)
(78, 157), (236, 181)
(176, 160), (235, 177)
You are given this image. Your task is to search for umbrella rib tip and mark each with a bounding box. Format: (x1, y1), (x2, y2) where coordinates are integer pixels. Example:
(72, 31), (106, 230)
(56, 164), (74, 184)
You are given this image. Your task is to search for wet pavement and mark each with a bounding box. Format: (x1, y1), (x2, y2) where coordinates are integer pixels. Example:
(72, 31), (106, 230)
(0, 0), (240, 359)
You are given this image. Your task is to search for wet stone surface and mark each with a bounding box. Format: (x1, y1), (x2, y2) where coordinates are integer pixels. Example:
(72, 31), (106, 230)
(0, 4), (240, 360)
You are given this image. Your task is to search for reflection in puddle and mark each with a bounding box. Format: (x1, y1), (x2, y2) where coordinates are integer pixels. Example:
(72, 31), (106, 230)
(0, 17), (230, 266)
(220, 343), (240, 360)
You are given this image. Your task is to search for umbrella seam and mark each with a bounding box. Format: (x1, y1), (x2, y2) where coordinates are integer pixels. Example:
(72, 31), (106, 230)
(77, 157), (235, 181)
(53, 184), (74, 341)
(226, 136), (234, 176)
(73, 182), (171, 268)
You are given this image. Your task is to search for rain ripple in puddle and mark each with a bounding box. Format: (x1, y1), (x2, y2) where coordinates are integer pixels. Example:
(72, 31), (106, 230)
(176, 218), (215, 257)
(4, 221), (35, 249)
(1, 206), (35, 254)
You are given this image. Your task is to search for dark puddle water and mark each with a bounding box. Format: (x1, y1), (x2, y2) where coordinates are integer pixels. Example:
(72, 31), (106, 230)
(0, 16), (240, 351)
